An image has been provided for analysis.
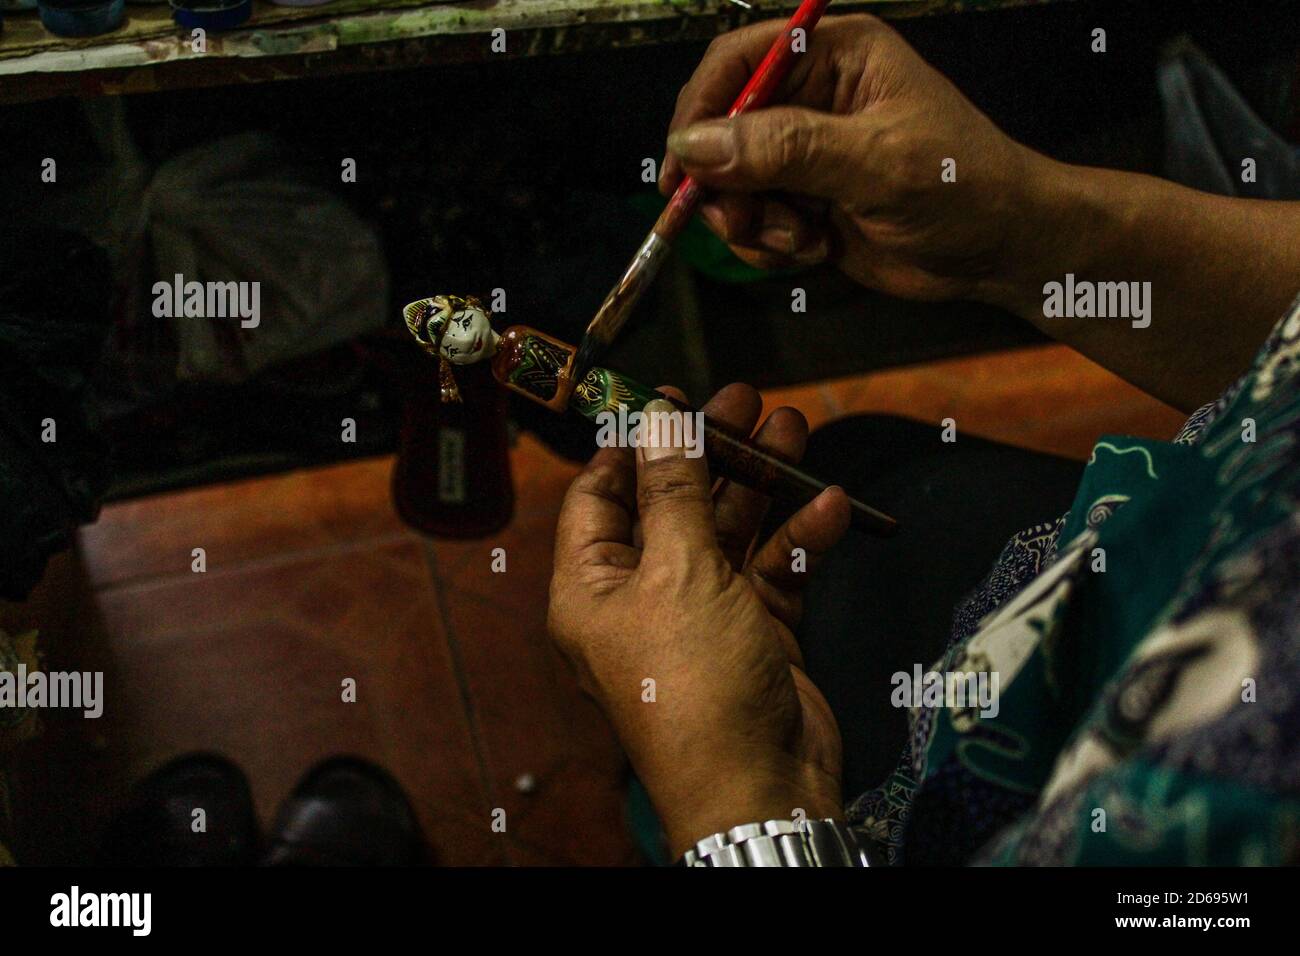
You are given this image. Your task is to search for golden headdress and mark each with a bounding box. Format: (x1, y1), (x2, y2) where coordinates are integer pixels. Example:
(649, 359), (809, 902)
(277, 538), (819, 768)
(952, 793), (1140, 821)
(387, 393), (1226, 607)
(402, 294), (479, 404)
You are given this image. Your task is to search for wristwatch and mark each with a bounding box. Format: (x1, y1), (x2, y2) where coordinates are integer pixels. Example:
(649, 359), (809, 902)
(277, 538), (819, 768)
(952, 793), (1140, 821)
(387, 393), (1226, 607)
(679, 819), (875, 867)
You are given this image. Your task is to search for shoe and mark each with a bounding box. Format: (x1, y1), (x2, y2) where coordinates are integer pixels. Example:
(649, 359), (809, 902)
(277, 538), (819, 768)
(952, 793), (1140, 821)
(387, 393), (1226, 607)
(262, 756), (426, 866)
(98, 752), (259, 866)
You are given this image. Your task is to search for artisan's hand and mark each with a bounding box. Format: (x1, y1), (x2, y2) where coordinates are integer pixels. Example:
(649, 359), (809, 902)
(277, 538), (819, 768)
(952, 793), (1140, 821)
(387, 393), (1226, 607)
(548, 384), (850, 857)
(661, 13), (1044, 304)
(662, 14), (1300, 411)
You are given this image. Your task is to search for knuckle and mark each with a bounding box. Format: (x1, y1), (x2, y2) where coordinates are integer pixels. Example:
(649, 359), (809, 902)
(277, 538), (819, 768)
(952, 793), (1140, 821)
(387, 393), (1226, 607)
(821, 14), (877, 51)
(568, 462), (629, 506)
(636, 467), (709, 510)
(758, 115), (814, 180)
(705, 31), (734, 56)
(839, 12), (892, 43)
(873, 124), (923, 196)
(848, 12), (885, 34)
(873, 121), (907, 159)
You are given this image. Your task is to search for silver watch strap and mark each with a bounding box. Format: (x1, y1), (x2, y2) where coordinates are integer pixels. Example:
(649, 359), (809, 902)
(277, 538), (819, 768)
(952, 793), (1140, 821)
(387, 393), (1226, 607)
(680, 819), (873, 867)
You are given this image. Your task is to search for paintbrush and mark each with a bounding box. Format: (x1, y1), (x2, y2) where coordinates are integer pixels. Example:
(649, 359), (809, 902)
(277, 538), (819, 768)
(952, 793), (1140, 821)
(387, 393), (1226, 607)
(571, 0), (832, 383)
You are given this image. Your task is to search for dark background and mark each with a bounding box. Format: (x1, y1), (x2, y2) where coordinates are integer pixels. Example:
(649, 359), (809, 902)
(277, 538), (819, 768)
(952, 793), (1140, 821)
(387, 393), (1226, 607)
(1, 0), (1297, 496)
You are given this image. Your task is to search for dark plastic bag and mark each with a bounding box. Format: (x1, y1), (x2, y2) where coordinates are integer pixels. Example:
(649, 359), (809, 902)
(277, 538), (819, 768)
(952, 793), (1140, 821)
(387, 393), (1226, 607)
(1159, 38), (1300, 199)
(0, 230), (112, 600)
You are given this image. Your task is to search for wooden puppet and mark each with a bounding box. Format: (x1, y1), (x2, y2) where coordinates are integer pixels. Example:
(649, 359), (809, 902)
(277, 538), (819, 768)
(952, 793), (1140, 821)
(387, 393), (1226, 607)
(403, 295), (896, 536)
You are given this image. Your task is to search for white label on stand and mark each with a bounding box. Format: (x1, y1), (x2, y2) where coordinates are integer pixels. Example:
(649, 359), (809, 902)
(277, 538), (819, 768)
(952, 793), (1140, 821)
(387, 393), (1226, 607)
(438, 429), (467, 504)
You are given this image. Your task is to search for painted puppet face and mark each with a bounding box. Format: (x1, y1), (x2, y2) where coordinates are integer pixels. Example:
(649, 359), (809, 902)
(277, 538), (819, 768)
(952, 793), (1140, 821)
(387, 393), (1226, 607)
(438, 302), (499, 365)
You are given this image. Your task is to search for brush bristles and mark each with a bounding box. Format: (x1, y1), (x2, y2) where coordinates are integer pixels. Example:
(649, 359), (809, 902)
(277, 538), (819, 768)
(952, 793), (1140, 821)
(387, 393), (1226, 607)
(572, 334), (605, 380)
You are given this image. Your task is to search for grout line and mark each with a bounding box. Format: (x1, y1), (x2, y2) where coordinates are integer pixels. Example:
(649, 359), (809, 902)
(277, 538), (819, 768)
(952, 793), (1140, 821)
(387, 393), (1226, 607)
(418, 537), (515, 867)
(84, 501), (572, 597)
(86, 530), (422, 595)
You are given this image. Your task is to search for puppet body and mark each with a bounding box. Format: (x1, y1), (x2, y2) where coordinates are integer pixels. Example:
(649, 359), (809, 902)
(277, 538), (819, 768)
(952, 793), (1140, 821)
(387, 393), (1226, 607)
(402, 295), (897, 536)
(492, 326), (659, 420)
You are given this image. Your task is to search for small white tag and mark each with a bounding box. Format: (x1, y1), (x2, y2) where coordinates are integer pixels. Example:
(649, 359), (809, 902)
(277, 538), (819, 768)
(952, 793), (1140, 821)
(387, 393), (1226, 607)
(438, 429), (467, 504)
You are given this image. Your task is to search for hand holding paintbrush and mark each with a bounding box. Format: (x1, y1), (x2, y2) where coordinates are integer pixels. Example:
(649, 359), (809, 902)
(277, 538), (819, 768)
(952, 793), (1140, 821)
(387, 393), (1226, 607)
(567, 0), (833, 390)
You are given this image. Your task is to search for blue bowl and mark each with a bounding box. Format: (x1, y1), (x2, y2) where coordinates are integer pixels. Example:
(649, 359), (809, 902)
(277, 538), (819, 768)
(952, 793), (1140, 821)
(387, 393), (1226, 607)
(169, 0), (250, 31)
(37, 0), (124, 36)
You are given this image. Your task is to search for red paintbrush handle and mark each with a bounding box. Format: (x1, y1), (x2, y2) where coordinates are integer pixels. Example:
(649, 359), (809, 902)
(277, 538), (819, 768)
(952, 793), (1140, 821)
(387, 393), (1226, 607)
(656, 0), (831, 237)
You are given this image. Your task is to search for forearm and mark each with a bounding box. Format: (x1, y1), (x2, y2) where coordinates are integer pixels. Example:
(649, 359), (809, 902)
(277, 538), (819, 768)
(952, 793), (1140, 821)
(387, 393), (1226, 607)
(987, 156), (1300, 412)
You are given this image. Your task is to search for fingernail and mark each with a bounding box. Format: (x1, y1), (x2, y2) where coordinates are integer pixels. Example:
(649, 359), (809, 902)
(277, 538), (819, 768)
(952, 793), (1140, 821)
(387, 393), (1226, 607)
(700, 203), (729, 239)
(639, 398), (683, 462)
(758, 226), (797, 255)
(793, 236), (830, 265)
(667, 123), (735, 166)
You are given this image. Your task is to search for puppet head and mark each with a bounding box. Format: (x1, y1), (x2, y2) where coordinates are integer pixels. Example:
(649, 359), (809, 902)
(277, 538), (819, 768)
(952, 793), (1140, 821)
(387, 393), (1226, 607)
(403, 294), (501, 403)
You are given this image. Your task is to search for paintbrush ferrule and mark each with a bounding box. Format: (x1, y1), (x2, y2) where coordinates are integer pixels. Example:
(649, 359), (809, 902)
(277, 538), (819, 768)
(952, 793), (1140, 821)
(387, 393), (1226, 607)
(595, 230), (670, 337)
(574, 230), (672, 376)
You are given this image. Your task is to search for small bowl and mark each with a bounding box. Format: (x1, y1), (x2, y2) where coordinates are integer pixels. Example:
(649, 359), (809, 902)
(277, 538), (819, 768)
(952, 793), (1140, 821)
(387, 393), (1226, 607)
(169, 0), (250, 31)
(37, 0), (125, 37)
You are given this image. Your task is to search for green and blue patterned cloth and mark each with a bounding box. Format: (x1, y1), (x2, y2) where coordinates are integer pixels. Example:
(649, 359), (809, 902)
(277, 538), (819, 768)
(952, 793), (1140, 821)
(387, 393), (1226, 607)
(855, 294), (1300, 865)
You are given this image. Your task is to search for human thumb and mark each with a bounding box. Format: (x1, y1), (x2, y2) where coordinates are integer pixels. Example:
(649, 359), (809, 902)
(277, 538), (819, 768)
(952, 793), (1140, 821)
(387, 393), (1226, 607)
(635, 398), (716, 557)
(666, 107), (862, 200)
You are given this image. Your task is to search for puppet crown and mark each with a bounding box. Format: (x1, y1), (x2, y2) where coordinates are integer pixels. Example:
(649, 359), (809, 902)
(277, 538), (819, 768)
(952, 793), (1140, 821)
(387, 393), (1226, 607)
(402, 295), (486, 404)
(403, 296), (450, 356)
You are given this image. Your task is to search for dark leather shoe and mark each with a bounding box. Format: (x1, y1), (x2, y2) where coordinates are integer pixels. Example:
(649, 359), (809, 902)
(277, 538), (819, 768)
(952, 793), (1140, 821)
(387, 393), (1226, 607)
(99, 752), (259, 866)
(262, 757), (426, 866)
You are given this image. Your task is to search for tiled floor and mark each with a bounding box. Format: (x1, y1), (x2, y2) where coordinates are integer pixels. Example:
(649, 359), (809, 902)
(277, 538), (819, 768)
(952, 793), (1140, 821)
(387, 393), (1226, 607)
(73, 437), (627, 866)
(4, 344), (1185, 866)
(763, 344), (1187, 460)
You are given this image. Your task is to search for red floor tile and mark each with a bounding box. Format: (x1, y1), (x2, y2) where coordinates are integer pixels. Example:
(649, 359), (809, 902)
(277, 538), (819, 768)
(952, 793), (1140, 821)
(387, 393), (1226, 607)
(62, 434), (635, 867)
(425, 505), (638, 866)
(757, 382), (840, 433)
(89, 537), (502, 865)
(815, 345), (1187, 460)
(510, 433), (583, 516)
(80, 456), (407, 589)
